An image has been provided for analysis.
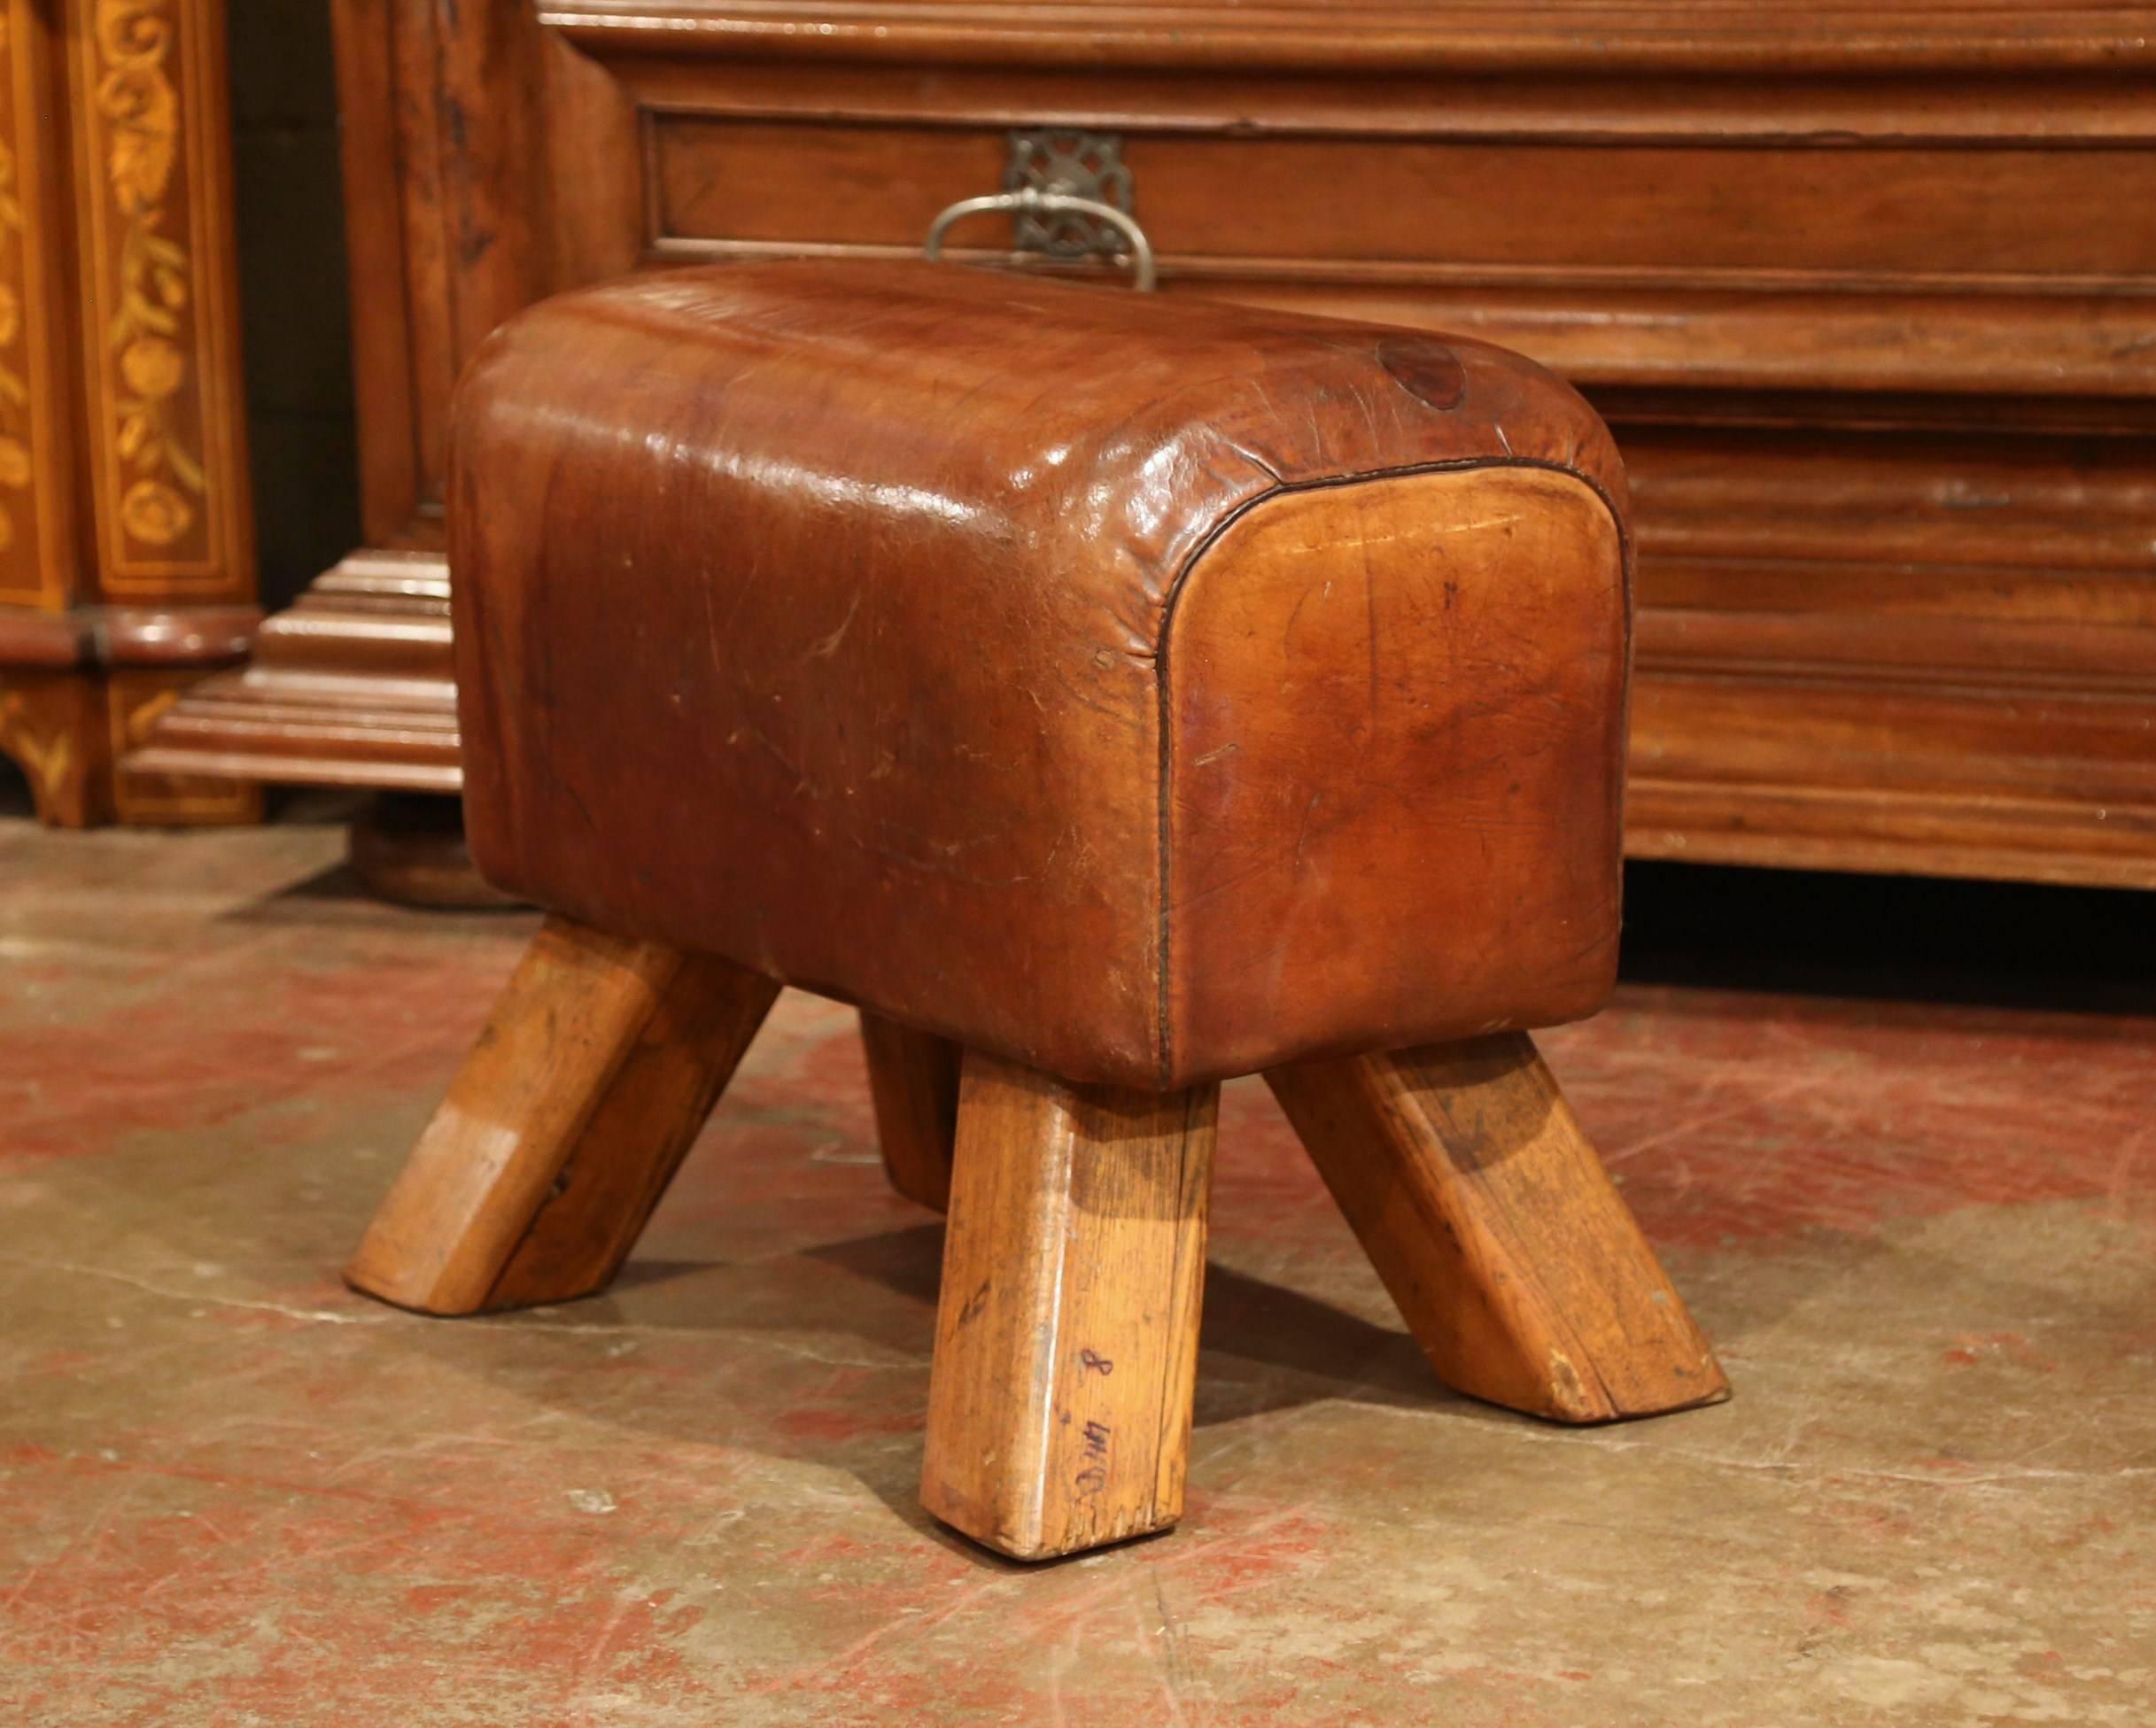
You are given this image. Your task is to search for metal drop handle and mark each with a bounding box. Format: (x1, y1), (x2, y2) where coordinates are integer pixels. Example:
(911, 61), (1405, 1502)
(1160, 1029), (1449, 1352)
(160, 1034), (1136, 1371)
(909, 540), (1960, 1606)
(924, 190), (1157, 292)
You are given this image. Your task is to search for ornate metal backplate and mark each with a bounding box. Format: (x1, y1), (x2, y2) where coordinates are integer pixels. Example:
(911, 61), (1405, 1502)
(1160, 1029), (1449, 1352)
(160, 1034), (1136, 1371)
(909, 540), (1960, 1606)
(1000, 130), (1136, 261)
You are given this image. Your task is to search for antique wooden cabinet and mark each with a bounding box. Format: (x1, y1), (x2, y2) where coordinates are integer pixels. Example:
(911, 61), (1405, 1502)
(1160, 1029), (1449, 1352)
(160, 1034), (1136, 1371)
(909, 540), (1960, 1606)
(142, 1), (2156, 887)
(0, 0), (257, 825)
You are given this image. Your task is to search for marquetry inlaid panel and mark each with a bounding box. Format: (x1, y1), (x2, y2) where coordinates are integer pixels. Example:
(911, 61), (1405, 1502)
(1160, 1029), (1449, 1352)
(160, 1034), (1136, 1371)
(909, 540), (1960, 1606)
(0, 0), (254, 828)
(0, 0), (72, 609)
(67, 0), (249, 597)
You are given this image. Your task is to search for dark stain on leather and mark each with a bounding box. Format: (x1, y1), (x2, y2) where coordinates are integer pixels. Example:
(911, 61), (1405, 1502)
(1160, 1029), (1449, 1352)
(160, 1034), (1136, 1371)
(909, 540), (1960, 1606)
(1376, 337), (1467, 411)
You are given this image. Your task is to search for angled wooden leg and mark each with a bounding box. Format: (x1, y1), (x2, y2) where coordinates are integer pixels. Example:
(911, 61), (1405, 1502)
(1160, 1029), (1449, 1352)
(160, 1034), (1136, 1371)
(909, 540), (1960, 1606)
(1267, 1032), (1727, 1423)
(346, 915), (778, 1315)
(921, 1053), (1218, 1561)
(858, 1011), (960, 1212)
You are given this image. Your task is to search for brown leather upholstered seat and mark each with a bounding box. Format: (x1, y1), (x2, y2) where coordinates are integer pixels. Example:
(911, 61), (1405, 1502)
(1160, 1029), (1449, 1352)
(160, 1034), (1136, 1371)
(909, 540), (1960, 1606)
(351, 262), (1721, 1563)
(450, 260), (1631, 1089)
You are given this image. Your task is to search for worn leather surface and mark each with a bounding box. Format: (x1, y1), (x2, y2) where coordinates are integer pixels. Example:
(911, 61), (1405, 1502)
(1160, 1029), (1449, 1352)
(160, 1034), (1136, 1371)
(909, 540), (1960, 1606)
(451, 260), (1630, 1087)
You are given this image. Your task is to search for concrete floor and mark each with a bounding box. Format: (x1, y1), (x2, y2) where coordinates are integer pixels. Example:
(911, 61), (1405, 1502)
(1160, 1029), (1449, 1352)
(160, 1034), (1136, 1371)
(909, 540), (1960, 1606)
(4, 802), (2154, 1726)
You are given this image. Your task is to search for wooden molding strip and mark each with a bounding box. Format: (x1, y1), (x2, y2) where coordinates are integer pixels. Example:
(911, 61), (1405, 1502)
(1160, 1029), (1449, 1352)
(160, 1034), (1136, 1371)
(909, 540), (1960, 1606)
(545, 3), (2156, 74)
(637, 243), (2156, 403)
(0, 603), (258, 670)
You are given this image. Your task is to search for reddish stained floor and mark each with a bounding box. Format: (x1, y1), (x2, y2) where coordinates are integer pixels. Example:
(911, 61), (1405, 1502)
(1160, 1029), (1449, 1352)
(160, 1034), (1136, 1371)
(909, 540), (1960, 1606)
(3, 802), (2154, 1725)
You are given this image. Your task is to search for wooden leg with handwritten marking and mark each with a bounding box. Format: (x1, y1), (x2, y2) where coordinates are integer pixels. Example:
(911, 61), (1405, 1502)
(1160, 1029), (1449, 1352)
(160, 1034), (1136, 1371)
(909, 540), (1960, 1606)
(1267, 1032), (1727, 1423)
(859, 1011), (960, 1212)
(920, 1053), (1217, 1561)
(345, 915), (778, 1315)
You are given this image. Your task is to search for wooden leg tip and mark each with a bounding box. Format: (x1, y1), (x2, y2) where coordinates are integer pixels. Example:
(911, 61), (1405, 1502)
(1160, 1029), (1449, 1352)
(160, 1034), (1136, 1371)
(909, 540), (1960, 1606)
(341, 1269), (438, 1316)
(340, 1251), (479, 1318)
(949, 1523), (1183, 1564)
(344, 918), (777, 1322)
(1536, 1346), (1733, 1425)
(920, 1482), (1182, 1562)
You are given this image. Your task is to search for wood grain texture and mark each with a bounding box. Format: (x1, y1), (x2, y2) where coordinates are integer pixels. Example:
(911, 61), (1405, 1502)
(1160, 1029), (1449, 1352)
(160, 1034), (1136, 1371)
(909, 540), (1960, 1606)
(105, 666), (260, 825)
(858, 1011), (959, 1213)
(0, 661), (256, 827)
(546, 1), (2156, 75)
(345, 915), (776, 1315)
(0, 0), (76, 613)
(1267, 1033), (1727, 1423)
(654, 116), (2156, 295)
(140, 0), (2156, 886)
(66, 0), (254, 595)
(0, 0), (258, 827)
(921, 1052), (1217, 1560)
(0, 670), (110, 825)
(128, 550), (461, 791)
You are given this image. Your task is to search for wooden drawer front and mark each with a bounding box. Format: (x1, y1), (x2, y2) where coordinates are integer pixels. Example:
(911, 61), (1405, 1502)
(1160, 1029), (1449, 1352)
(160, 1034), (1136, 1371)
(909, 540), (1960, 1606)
(640, 110), (2156, 402)
(649, 116), (2156, 282)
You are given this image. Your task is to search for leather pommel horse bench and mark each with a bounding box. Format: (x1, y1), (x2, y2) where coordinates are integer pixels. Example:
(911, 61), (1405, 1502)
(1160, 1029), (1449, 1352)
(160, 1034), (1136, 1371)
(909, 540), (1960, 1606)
(346, 260), (1727, 1560)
